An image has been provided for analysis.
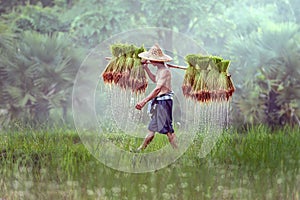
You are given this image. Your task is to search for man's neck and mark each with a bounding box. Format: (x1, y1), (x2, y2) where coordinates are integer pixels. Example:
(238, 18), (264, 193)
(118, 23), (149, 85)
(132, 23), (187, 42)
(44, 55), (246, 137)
(156, 62), (166, 69)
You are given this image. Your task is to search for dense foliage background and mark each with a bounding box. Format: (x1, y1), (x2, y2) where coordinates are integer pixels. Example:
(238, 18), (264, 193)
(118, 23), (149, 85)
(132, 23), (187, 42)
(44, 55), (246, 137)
(1, 2), (300, 199)
(1, 0), (300, 128)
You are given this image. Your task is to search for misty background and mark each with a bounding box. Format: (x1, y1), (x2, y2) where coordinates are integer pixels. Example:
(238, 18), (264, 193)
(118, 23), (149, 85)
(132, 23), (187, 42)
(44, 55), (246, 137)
(0, 0), (300, 128)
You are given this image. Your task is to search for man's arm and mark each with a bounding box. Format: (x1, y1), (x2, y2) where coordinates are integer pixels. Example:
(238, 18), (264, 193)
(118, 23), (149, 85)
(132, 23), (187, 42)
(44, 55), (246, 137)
(135, 86), (161, 110)
(143, 64), (156, 83)
(135, 70), (169, 110)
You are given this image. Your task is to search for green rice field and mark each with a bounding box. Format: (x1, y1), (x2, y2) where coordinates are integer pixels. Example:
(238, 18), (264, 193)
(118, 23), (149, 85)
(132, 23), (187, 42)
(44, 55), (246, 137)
(0, 125), (299, 199)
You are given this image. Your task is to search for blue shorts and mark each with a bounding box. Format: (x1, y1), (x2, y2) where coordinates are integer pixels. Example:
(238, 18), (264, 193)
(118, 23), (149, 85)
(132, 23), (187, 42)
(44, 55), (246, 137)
(148, 99), (174, 134)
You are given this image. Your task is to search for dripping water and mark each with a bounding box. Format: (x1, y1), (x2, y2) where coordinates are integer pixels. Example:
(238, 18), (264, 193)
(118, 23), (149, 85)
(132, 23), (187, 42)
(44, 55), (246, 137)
(184, 99), (231, 158)
(105, 85), (145, 137)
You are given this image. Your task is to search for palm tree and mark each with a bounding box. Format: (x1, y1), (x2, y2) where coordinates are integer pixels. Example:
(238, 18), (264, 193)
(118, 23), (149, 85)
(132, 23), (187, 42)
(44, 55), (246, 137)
(0, 22), (16, 126)
(227, 22), (300, 127)
(0, 31), (81, 126)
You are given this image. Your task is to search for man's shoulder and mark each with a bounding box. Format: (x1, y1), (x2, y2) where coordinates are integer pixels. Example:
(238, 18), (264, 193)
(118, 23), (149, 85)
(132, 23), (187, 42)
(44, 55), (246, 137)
(160, 68), (171, 75)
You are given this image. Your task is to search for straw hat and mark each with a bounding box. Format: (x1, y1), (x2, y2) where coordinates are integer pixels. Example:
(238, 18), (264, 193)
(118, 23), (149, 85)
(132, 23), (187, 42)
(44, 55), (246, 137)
(138, 44), (172, 62)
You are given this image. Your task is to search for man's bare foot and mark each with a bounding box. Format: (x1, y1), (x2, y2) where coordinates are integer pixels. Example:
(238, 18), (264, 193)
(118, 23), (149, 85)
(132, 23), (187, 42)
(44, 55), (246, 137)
(167, 132), (178, 149)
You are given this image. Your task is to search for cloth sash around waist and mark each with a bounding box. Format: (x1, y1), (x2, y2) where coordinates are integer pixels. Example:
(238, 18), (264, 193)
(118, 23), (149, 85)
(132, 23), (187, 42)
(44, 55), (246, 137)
(147, 91), (174, 114)
(156, 91), (174, 101)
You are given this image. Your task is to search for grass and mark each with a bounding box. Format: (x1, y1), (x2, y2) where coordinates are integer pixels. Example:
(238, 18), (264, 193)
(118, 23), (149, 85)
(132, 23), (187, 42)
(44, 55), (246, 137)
(0, 125), (299, 199)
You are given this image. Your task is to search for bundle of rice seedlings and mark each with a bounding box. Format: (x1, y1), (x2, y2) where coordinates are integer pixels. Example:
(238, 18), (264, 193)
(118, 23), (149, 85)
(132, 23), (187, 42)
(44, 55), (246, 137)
(182, 54), (235, 102)
(111, 43), (124, 57)
(182, 55), (200, 98)
(219, 60), (235, 99)
(113, 54), (126, 84)
(210, 56), (223, 64)
(216, 60), (230, 101)
(115, 44), (139, 89)
(102, 57), (117, 84)
(206, 57), (223, 101)
(192, 69), (209, 102)
(129, 46), (147, 94)
(119, 50), (134, 89)
(182, 64), (197, 97)
(197, 56), (211, 69)
(185, 54), (199, 67)
(129, 61), (147, 94)
(102, 43), (148, 94)
(102, 43), (125, 84)
(217, 60), (235, 101)
(182, 54), (210, 101)
(192, 56), (210, 102)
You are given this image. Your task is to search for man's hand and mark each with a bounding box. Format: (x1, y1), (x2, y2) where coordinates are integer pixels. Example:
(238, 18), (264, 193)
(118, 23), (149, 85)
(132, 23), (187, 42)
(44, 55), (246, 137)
(141, 59), (148, 65)
(135, 100), (146, 110)
(142, 61), (157, 83)
(143, 63), (149, 69)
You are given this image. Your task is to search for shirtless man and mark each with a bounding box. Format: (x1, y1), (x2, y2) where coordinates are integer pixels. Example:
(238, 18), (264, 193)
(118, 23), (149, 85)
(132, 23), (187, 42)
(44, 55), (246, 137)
(135, 44), (177, 151)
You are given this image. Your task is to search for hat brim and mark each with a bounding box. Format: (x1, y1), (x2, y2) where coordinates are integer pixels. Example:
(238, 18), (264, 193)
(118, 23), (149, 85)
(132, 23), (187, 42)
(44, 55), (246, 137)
(138, 52), (172, 62)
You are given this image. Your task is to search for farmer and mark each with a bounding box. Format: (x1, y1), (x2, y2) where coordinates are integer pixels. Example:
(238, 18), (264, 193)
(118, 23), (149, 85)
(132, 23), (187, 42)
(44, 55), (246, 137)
(135, 44), (178, 151)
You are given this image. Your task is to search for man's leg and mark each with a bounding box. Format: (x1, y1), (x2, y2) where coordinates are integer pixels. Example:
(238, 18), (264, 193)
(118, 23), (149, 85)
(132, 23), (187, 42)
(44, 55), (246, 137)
(137, 131), (155, 151)
(166, 132), (178, 149)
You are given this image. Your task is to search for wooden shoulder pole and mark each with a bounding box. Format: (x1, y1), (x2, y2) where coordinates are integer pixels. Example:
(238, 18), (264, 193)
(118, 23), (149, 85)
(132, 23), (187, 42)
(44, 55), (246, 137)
(166, 63), (187, 70)
(105, 57), (187, 70)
